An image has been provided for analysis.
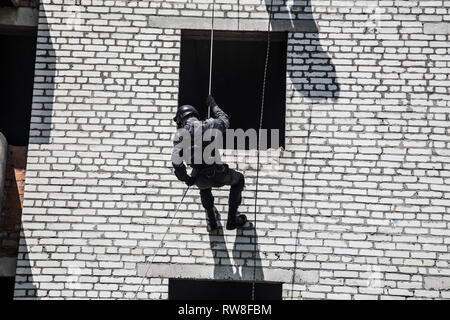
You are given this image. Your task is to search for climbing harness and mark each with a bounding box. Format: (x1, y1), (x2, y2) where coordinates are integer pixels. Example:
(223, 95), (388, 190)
(252, 0), (274, 301)
(134, 186), (190, 299)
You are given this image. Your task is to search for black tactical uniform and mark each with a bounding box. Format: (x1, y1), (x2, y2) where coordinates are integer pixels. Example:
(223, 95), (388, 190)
(171, 96), (248, 231)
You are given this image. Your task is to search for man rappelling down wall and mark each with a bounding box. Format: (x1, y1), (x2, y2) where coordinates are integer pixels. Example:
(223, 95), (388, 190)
(171, 95), (252, 232)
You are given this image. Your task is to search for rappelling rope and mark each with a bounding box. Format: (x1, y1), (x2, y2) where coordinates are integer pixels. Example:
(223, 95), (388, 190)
(208, 0), (215, 118)
(134, 186), (190, 299)
(135, 0), (273, 300)
(252, 0), (274, 301)
(137, 0), (213, 296)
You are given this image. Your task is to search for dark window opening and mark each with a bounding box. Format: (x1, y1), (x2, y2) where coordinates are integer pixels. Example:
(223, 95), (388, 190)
(179, 30), (287, 150)
(169, 279), (283, 300)
(0, 0), (14, 7)
(0, 277), (15, 300)
(0, 29), (37, 146)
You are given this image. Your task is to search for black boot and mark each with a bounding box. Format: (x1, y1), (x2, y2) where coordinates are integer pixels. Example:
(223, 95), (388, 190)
(226, 212), (252, 230)
(206, 207), (220, 232)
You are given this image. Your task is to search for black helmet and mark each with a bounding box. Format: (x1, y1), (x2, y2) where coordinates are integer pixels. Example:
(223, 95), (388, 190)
(173, 104), (199, 126)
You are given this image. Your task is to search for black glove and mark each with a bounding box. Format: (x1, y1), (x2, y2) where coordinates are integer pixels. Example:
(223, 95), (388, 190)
(206, 95), (217, 109)
(185, 175), (197, 187)
(174, 166), (196, 186)
(174, 166), (189, 182)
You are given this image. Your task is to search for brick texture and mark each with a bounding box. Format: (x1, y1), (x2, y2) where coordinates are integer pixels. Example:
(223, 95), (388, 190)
(0, 146), (27, 257)
(14, 0), (450, 300)
(18, 0), (39, 8)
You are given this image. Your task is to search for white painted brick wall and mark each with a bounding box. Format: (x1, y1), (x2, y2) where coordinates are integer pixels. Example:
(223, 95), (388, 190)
(14, 0), (450, 300)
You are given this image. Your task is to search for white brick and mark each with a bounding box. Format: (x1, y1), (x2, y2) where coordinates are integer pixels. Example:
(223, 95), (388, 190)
(14, 0), (450, 301)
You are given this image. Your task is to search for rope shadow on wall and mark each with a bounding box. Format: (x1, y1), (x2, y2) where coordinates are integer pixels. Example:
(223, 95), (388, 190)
(264, 0), (340, 298)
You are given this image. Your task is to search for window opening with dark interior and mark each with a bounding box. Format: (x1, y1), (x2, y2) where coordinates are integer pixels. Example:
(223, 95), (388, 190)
(179, 30), (287, 150)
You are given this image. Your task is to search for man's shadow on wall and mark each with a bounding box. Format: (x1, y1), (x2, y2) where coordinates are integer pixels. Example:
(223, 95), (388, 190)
(208, 222), (264, 299)
(265, 0), (340, 102)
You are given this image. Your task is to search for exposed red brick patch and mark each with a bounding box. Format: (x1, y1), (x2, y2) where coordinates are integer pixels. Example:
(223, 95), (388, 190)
(0, 146), (27, 257)
(18, 0), (39, 8)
